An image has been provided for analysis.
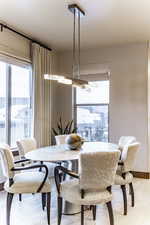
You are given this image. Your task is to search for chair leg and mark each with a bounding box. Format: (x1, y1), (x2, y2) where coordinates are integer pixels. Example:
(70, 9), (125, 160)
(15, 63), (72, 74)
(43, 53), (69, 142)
(47, 193), (51, 225)
(129, 183), (134, 207)
(58, 196), (62, 225)
(39, 161), (43, 172)
(81, 205), (84, 225)
(42, 193), (46, 210)
(121, 185), (127, 215)
(106, 201), (114, 225)
(19, 194), (22, 201)
(6, 193), (14, 225)
(92, 205), (96, 221)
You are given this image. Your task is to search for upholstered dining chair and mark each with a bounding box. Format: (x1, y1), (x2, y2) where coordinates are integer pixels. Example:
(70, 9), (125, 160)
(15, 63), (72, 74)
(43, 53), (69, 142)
(16, 138), (56, 176)
(55, 135), (69, 180)
(114, 142), (140, 215)
(0, 145), (51, 225)
(16, 138), (56, 208)
(54, 150), (120, 225)
(118, 136), (136, 152)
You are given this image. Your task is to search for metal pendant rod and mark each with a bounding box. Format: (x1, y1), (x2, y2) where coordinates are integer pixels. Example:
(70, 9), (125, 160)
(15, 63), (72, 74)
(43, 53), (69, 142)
(73, 8), (76, 78)
(78, 11), (80, 79)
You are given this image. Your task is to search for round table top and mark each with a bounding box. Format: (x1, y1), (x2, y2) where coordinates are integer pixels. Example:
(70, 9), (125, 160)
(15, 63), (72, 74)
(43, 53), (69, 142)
(25, 142), (119, 162)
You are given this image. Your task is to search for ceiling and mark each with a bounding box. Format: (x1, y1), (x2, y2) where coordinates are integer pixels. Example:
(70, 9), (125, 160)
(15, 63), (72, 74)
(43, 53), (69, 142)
(0, 0), (150, 51)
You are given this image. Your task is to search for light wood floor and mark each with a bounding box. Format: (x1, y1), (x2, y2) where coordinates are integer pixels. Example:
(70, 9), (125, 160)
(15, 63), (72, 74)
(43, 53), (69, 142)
(0, 178), (150, 225)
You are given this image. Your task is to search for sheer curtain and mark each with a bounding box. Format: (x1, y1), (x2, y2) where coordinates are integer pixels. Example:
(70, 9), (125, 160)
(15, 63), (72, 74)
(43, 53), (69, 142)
(32, 43), (52, 147)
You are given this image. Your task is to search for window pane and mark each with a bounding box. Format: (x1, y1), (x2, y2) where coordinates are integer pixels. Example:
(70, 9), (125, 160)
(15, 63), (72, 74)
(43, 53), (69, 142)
(76, 105), (108, 142)
(0, 62), (6, 144)
(76, 81), (109, 104)
(11, 65), (32, 146)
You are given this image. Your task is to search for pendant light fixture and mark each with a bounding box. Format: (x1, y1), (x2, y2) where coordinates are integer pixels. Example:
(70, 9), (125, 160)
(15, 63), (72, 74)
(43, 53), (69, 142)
(44, 4), (89, 89)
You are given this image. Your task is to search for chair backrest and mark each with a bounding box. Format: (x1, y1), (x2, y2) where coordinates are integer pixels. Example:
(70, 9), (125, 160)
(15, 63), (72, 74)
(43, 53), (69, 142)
(55, 135), (68, 145)
(118, 136), (136, 150)
(16, 138), (37, 157)
(0, 145), (14, 179)
(121, 142), (140, 173)
(79, 150), (120, 191)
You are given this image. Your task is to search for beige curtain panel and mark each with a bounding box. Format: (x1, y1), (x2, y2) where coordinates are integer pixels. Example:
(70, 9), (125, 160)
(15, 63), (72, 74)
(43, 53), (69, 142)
(32, 43), (52, 147)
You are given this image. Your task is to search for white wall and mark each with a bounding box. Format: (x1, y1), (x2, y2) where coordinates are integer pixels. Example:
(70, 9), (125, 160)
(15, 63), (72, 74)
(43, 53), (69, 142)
(57, 42), (149, 172)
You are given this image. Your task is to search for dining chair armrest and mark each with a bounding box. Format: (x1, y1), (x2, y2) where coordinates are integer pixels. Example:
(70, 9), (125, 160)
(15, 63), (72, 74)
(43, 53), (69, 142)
(54, 166), (79, 194)
(11, 164), (49, 192)
(14, 158), (30, 164)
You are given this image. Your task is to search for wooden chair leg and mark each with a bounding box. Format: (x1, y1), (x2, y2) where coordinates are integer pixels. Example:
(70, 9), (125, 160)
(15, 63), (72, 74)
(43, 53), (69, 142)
(6, 193), (14, 225)
(129, 183), (134, 207)
(106, 201), (114, 225)
(81, 205), (84, 225)
(42, 193), (46, 210)
(121, 185), (127, 215)
(47, 193), (51, 225)
(92, 205), (96, 221)
(58, 196), (62, 225)
(39, 161), (43, 172)
(19, 194), (22, 201)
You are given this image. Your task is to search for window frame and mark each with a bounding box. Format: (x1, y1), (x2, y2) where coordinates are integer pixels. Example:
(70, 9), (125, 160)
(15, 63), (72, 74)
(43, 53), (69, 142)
(73, 81), (110, 142)
(0, 60), (32, 147)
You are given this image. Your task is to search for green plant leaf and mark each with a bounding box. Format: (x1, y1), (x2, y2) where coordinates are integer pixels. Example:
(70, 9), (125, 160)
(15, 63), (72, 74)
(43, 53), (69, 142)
(68, 120), (73, 134)
(57, 122), (63, 134)
(72, 127), (77, 133)
(52, 128), (58, 136)
(63, 121), (70, 134)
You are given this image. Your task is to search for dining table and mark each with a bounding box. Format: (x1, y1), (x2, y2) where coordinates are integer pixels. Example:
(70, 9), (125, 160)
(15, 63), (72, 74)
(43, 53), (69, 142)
(25, 141), (119, 215)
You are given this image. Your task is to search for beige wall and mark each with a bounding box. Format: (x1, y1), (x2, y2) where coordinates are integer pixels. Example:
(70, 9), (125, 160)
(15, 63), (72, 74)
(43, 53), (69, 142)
(56, 42), (149, 172)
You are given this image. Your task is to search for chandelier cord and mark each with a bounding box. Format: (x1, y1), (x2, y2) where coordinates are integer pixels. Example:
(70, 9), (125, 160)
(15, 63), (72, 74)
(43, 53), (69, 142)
(73, 8), (76, 79)
(78, 10), (80, 79)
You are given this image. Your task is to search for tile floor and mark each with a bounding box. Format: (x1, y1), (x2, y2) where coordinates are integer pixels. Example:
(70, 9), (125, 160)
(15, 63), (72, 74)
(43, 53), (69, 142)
(0, 178), (150, 225)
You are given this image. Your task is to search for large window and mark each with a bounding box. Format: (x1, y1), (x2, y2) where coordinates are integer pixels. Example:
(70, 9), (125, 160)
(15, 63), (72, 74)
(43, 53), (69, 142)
(0, 61), (32, 146)
(75, 80), (109, 142)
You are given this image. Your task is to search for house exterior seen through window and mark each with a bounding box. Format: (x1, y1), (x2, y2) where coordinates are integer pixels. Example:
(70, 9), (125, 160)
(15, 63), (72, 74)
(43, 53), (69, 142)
(75, 80), (109, 142)
(0, 61), (32, 147)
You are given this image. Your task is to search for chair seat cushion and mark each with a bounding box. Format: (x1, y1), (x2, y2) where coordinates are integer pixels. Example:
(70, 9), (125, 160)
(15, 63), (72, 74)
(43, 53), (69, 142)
(60, 179), (112, 205)
(4, 171), (51, 194)
(115, 172), (133, 185)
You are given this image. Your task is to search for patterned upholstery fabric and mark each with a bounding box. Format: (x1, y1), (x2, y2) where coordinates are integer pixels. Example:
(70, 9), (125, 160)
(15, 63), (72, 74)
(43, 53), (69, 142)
(60, 179), (112, 205)
(16, 138), (37, 156)
(118, 136), (136, 151)
(115, 171), (133, 185)
(79, 151), (120, 191)
(4, 171), (51, 193)
(55, 135), (68, 145)
(120, 142), (140, 173)
(0, 145), (15, 179)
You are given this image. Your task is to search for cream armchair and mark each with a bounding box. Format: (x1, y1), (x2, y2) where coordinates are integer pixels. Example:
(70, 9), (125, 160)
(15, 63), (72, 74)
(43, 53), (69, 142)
(16, 138), (56, 208)
(0, 145), (51, 225)
(115, 142), (140, 215)
(54, 150), (120, 225)
(16, 138), (56, 176)
(118, 136), (136, 151)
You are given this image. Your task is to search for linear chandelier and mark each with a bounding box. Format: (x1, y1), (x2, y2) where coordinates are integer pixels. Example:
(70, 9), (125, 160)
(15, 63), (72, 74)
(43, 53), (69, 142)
(44, 4), (89, 89)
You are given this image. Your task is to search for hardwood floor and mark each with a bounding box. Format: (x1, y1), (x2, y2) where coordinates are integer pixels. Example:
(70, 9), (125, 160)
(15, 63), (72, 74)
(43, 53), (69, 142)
(0, 178), (149, 225)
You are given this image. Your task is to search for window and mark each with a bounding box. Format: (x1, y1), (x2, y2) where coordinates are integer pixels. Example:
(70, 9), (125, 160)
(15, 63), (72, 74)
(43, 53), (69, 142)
(75, 80), (109, 142)
(0, 61), (32, 147)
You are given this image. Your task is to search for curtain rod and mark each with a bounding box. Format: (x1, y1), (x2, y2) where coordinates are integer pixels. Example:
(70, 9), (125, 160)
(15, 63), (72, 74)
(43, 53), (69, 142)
(0, 22), (52, 51)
